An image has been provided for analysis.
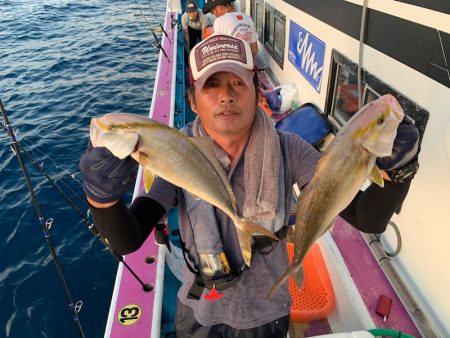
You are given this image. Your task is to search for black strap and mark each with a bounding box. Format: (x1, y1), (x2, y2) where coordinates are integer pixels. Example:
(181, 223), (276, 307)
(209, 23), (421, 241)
(187, 274), (206, 300)
(252, 226), (288, 252)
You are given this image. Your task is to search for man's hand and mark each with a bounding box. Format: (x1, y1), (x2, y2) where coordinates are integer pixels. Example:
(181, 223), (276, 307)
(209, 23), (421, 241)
(79, 145), (138, 206)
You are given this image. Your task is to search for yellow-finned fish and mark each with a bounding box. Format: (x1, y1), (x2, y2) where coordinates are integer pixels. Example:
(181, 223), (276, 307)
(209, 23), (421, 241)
(267, 94), (405, 298)
(89, 113), (278, 267)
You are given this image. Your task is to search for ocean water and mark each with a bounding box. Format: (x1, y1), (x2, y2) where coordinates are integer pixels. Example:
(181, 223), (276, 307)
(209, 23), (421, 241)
(0, 1), (164, 337)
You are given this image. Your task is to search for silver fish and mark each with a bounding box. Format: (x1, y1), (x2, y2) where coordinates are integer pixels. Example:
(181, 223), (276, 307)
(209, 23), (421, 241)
(267, 94), (404, 298)
(89, 113), (278, 267)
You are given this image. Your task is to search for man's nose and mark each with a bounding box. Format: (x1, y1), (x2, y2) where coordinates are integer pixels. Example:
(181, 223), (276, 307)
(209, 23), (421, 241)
(219, 84), (236, 103)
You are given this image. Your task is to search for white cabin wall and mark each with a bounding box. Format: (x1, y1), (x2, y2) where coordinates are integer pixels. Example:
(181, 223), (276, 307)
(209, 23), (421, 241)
(334, 7), (450, 335)
(366, 43), (450, 335)
(262, 0), (450, 335)
(170, 0), (182, 13)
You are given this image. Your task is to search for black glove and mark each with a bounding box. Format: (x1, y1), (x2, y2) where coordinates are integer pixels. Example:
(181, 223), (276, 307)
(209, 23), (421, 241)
(376, 118), (419, 182)
(79, 146), (138, 204)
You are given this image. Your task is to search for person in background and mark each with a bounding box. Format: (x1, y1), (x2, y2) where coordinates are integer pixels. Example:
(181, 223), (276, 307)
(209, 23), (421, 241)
(182, 0), (210, 52)
(79, 34), (419, 338)
(202, 0), (259, 57)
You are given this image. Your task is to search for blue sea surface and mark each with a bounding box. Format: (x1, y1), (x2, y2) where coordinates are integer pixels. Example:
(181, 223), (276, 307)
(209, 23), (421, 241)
(0, 1), (164, 337)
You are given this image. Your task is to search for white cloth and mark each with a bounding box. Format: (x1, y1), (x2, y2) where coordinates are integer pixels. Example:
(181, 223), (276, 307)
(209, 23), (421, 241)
(192, 108), (280, 223)
(213, 11), (258, 44)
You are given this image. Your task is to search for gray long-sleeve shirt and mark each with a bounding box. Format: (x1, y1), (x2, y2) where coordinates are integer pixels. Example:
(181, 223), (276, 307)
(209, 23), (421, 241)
(143, 130), (321, 329)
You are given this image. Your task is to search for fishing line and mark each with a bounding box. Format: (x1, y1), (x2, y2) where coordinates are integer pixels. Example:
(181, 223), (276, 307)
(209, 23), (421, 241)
(0, 114), (153, 292)
(133, 0), (155, 34)
(143, 0), (157, 18)
(2, 123), (86, 203)
(144, 0), (170, 40)
(0, 99), (86, 338)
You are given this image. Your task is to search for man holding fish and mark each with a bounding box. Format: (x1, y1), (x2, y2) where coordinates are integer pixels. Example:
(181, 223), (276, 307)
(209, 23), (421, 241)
(80, 34), (419, 337)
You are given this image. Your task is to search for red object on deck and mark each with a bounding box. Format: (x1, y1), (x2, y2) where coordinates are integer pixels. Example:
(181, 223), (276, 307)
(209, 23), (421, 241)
(376, 295), (393, 321)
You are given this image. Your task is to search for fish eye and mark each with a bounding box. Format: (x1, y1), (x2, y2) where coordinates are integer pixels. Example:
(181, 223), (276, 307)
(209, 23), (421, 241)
(109, 124), (117, 131)
(377, 116), (385, 125)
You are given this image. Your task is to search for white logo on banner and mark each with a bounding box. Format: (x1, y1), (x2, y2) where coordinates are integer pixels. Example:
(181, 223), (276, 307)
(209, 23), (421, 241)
(297, 32), (323, 82)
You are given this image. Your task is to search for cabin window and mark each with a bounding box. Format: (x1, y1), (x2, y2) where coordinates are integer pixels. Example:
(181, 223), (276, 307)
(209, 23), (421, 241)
(329, 66), (364, 127)
(238, 0), (246, 13)
(263, 3), (285, 68)
(250, 1), (264, 44)
(325, 49), (429, 142)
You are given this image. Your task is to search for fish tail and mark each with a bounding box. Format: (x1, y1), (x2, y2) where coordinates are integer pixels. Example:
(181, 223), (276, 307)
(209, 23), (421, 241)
(235, 218), (279, 267)
(266, 262), (303, 299)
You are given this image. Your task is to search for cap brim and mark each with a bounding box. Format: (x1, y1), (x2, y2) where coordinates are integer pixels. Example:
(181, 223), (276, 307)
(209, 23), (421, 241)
(194, 64), (254, 89)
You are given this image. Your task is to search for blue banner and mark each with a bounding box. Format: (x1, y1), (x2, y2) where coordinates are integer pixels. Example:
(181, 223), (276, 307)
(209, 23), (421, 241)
(288, 21), (326, 93)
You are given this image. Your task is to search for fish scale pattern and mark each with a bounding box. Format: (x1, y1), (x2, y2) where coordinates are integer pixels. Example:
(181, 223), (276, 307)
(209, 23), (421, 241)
(288, 242), (335, 322)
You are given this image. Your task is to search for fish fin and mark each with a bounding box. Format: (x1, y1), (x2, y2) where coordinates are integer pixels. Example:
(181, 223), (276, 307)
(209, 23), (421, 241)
(267, 261), (303, 299)
(100, 132), (139, 159)
(187, 192), (201, 200)
(293, 264), (304, 290)
(369, 165), (384, 187)
(143, 169), (154, 193)
(235, 218), (279, 267)
(318, 220), (335, 238)
(190, 137), (237, 210)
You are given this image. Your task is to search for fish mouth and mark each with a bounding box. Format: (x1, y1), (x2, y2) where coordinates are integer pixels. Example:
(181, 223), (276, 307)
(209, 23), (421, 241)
(90, 118), (104, 147)
(384, 94), (404, 121)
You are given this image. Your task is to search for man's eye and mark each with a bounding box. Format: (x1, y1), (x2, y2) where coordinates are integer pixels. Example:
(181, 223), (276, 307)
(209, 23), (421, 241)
(233, 80), (246, 86)
(204, 80), (218, 87)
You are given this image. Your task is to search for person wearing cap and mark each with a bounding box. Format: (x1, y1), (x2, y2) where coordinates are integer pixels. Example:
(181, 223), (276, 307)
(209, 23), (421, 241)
(182, 0), (211, 51)
(80, 34), (312, 337)
(203, 0), (259, 56)
(79, 34), (420, 337)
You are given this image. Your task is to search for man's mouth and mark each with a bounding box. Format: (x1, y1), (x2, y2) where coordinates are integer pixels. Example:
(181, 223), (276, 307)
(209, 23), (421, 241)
(217, 110), (239, 116)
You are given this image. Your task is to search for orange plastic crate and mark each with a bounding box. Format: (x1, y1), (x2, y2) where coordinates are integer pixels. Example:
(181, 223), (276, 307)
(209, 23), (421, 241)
(287, 242), (335, 322)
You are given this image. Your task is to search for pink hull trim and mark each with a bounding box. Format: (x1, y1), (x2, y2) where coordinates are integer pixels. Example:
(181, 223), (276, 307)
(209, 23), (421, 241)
(109, 10), (176, 337)
(109, 233), (159, 336)
(332, 217), (421, 337)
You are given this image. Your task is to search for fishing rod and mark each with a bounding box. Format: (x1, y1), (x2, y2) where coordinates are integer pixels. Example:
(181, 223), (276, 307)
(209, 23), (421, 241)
(143, 0), (170, 40)
(132, 0), (170, 61)
(0, 111), (154, 292)
(151, 29), (170, 61)
(0, 99), (86, 338)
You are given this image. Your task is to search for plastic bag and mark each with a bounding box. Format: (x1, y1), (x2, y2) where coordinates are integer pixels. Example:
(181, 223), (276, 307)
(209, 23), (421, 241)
(265, 83), (299, 114)
(277, 83), (299, 113)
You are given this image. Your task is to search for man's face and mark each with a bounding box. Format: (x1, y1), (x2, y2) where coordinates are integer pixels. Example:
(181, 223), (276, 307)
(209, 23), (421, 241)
(210, 5), (226, 17)
(190, 72), (256, 138)
(188, 10), (199, 21)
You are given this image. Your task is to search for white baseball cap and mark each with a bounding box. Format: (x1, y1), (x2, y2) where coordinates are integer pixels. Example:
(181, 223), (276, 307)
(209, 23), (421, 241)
(190, 34), (255, 89)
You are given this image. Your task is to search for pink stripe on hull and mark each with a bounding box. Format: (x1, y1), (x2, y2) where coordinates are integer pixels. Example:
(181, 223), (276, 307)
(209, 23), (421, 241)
(151, 13), (176, 125)
(109, 233), (159, 336)
(332, 217), (421, 337)
(109, 11), (176, 337)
